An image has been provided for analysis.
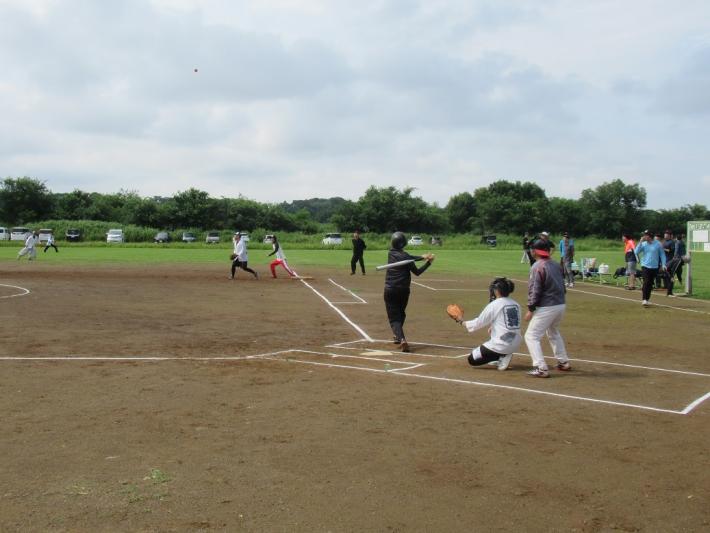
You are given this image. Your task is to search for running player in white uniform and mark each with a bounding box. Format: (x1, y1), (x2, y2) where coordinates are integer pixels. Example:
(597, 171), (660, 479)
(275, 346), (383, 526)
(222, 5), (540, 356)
(230, 233), (258, 279)
(17, 231), (38, 261)
(452, 277), (522, 371)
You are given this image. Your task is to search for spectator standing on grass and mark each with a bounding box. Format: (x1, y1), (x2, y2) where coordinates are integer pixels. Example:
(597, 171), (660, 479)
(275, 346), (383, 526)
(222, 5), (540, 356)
(674, 234), (686, 284)
(524, 239), (571, 378)
(350, 230), (367, 275)
(384, 231), (434, 353)
(635, 230), (666, 307)
(230, 233), (258, 280)
(522, 232), (534, 265)
(662, 230), (675, 289)
(43, 232), (59, 253)
(622, 233), (638, 290)
(17, 230), (38, 261)
(268, 235), (296, 278)
(558, 232), (575, 288)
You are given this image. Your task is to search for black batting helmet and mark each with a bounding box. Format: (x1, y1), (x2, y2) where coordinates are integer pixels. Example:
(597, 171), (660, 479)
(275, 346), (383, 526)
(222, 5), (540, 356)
(391, 231), (407, 250)
(489, 277), (515, 301)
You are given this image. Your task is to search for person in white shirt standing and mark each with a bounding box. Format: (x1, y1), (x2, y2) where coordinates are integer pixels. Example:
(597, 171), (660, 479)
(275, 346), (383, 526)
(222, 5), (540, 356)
(230, 233), (258, 280)
(43, 232), (59, 253)
(17, 231), (38, 261)
(448, 277), (522, 371)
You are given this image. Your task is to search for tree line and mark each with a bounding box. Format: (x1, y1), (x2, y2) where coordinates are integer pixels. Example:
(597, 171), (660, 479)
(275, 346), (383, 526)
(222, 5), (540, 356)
(1, 176), (707, 238)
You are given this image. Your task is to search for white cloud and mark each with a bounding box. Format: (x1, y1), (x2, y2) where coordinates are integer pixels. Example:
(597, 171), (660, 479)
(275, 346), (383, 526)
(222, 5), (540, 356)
(0, 0), (708, 208)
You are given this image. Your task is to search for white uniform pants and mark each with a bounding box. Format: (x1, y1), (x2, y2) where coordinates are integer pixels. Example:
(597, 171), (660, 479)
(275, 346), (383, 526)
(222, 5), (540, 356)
(524, 304), (568, 370)
(18, 246), (36, 260)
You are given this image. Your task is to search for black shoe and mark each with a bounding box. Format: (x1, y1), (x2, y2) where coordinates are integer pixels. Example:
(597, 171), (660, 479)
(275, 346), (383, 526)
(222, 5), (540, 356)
(393, 337), (402, 345)
(350, 272), (355, 275)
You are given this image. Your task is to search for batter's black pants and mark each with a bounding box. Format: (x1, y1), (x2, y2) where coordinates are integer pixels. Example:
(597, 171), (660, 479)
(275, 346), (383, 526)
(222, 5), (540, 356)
(231, 259), (257, 278)
(641, 267), (658, 301)
(384, 287), (410, 342)
(351, 254), (365, 274)
(43, 244), (58, 253)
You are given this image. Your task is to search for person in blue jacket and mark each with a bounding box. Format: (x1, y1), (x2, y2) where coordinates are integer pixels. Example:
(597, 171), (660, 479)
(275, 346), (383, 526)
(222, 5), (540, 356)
(634, 230), (667, 307)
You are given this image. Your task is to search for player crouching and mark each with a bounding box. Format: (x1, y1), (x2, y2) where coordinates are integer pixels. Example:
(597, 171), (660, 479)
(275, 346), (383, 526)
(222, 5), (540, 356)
(446, 278), (522, 371)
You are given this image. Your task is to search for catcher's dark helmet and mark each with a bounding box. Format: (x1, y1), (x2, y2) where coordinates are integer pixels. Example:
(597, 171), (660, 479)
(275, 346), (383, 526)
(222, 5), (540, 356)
(391, 231), (407, 250)
(489, 277), (515, 301)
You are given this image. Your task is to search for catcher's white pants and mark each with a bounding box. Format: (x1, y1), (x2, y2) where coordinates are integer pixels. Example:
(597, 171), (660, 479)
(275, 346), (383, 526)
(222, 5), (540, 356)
(524, 304), (568, 371)
(18, 246), (36, 260)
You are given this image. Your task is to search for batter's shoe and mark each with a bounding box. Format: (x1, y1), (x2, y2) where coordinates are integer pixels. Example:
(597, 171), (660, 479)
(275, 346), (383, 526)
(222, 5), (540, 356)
(642, 299), (649, 307)
(393, 337), (402, 345)
(400, 342), (410, 353)
(527, 367), (550, 378)
(497, 353), (513, 371)
(556, 361), (572, 371)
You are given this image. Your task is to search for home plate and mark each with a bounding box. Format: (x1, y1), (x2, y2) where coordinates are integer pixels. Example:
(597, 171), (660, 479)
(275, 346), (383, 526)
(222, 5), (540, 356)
(359, 350), (394, 356)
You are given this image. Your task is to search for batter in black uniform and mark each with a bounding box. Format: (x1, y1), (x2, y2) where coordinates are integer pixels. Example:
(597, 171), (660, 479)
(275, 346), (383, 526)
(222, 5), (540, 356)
(383, 231), (435, 353)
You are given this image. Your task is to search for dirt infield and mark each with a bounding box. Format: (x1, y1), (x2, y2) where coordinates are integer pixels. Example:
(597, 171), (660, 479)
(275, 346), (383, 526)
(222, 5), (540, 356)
(1, 262), (709, 531)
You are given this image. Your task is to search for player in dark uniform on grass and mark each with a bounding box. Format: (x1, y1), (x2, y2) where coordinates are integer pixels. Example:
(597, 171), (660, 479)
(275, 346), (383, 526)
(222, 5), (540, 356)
(350, 230), (366, 275)
(383, 231), (434, 353)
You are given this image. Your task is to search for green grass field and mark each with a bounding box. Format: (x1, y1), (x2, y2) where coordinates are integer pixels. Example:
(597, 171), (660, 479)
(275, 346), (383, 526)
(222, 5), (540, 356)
(3, 244), (709, 299)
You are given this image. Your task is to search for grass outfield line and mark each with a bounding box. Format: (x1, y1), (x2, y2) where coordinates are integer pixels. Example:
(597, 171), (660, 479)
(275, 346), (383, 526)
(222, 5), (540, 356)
(3, 246), (709, 299)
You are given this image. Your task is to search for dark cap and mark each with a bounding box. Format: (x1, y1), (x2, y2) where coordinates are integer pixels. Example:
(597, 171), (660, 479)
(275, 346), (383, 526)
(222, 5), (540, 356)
(562, 232), (569, 237)
(531, 239), (551, 257)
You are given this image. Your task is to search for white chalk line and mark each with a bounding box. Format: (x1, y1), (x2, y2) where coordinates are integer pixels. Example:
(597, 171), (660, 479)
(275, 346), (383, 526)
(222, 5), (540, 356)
(297, 278), (373, 341)
(0, 351), (285, 362)
(267, 349), (709, 415)
(412, 280), (486, 292)
(0, 283), (31, 299)
(330, 339), (710, 377)
(329, 345), (469, 359)
(328, 278), (367, 303)
(510, 277), (710, 316)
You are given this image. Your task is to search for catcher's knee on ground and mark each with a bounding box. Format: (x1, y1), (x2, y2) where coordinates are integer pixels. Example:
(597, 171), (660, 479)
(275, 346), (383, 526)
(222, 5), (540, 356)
(467, 346), (506, 366)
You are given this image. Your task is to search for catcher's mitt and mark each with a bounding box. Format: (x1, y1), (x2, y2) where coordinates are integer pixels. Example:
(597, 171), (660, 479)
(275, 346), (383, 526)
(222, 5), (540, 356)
(446, 303), (464, 323)
(229, 253), (238, 261)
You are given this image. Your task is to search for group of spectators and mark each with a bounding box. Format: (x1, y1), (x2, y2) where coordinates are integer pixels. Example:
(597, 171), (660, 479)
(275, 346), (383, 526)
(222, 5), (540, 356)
(523, 229), (687, 308)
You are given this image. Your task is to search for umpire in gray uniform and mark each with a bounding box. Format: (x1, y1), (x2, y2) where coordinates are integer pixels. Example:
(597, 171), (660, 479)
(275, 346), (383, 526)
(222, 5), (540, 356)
(524, 239), (571, 378)
(384, 232), (434, 353)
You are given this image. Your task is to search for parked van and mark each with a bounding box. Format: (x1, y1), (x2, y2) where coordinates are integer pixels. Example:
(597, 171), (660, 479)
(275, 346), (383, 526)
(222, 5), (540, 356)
(38, 229), (54, 243)
(10, 227), (32, 241)
(322, 233), (343, 246)
(0, 227), (10, 240)
(106, 229), (124, 243)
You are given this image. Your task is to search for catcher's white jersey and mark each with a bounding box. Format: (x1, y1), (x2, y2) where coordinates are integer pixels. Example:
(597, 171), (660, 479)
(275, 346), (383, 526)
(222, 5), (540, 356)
(462, 296), (522, 354)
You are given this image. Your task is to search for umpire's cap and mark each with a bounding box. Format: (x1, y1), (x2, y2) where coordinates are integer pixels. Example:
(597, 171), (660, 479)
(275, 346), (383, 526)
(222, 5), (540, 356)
(391, 231), (407, 250)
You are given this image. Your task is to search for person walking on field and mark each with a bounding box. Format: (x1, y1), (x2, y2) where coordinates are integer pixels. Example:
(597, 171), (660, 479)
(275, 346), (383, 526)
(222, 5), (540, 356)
(230, 233), (258, 280)
(268, 235), (296, 278)
(524, 239), (571, 378)
(635, 230), (667, 307)
(43, 232), (59, 253)
(350, 230), (367, 275)
(558, 232), (575, 287)
(384, 231), (434, 353)
(17, 231), (38, 261)
(674, 234), (686, 284)
(622, 233), (638, 290)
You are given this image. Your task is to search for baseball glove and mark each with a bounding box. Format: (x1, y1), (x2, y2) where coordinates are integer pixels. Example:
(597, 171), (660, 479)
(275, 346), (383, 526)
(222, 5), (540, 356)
(229, 253), (238, 261)
(446, 303), (464, 323)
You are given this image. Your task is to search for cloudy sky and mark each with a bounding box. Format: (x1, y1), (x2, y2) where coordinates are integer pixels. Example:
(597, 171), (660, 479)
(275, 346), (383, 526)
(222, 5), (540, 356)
(1, 0), (708, 208)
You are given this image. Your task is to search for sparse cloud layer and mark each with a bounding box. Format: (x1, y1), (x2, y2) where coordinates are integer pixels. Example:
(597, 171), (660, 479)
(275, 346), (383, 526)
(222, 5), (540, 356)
(1, 0), (708, 207)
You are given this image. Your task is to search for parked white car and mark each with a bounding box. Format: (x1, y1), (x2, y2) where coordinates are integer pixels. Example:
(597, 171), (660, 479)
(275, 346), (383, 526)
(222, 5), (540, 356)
(0, 227), (10, 240)
(38, 228), (54, 243)
(322, 233), (343, 246)
(408, 235), (424, 246)
(237, 231), (250, 242)
(106, 229), (124, 243)
(205, 231), (220, 244)
(263, 234), (274, 244)
(10, 227), (32, 241)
